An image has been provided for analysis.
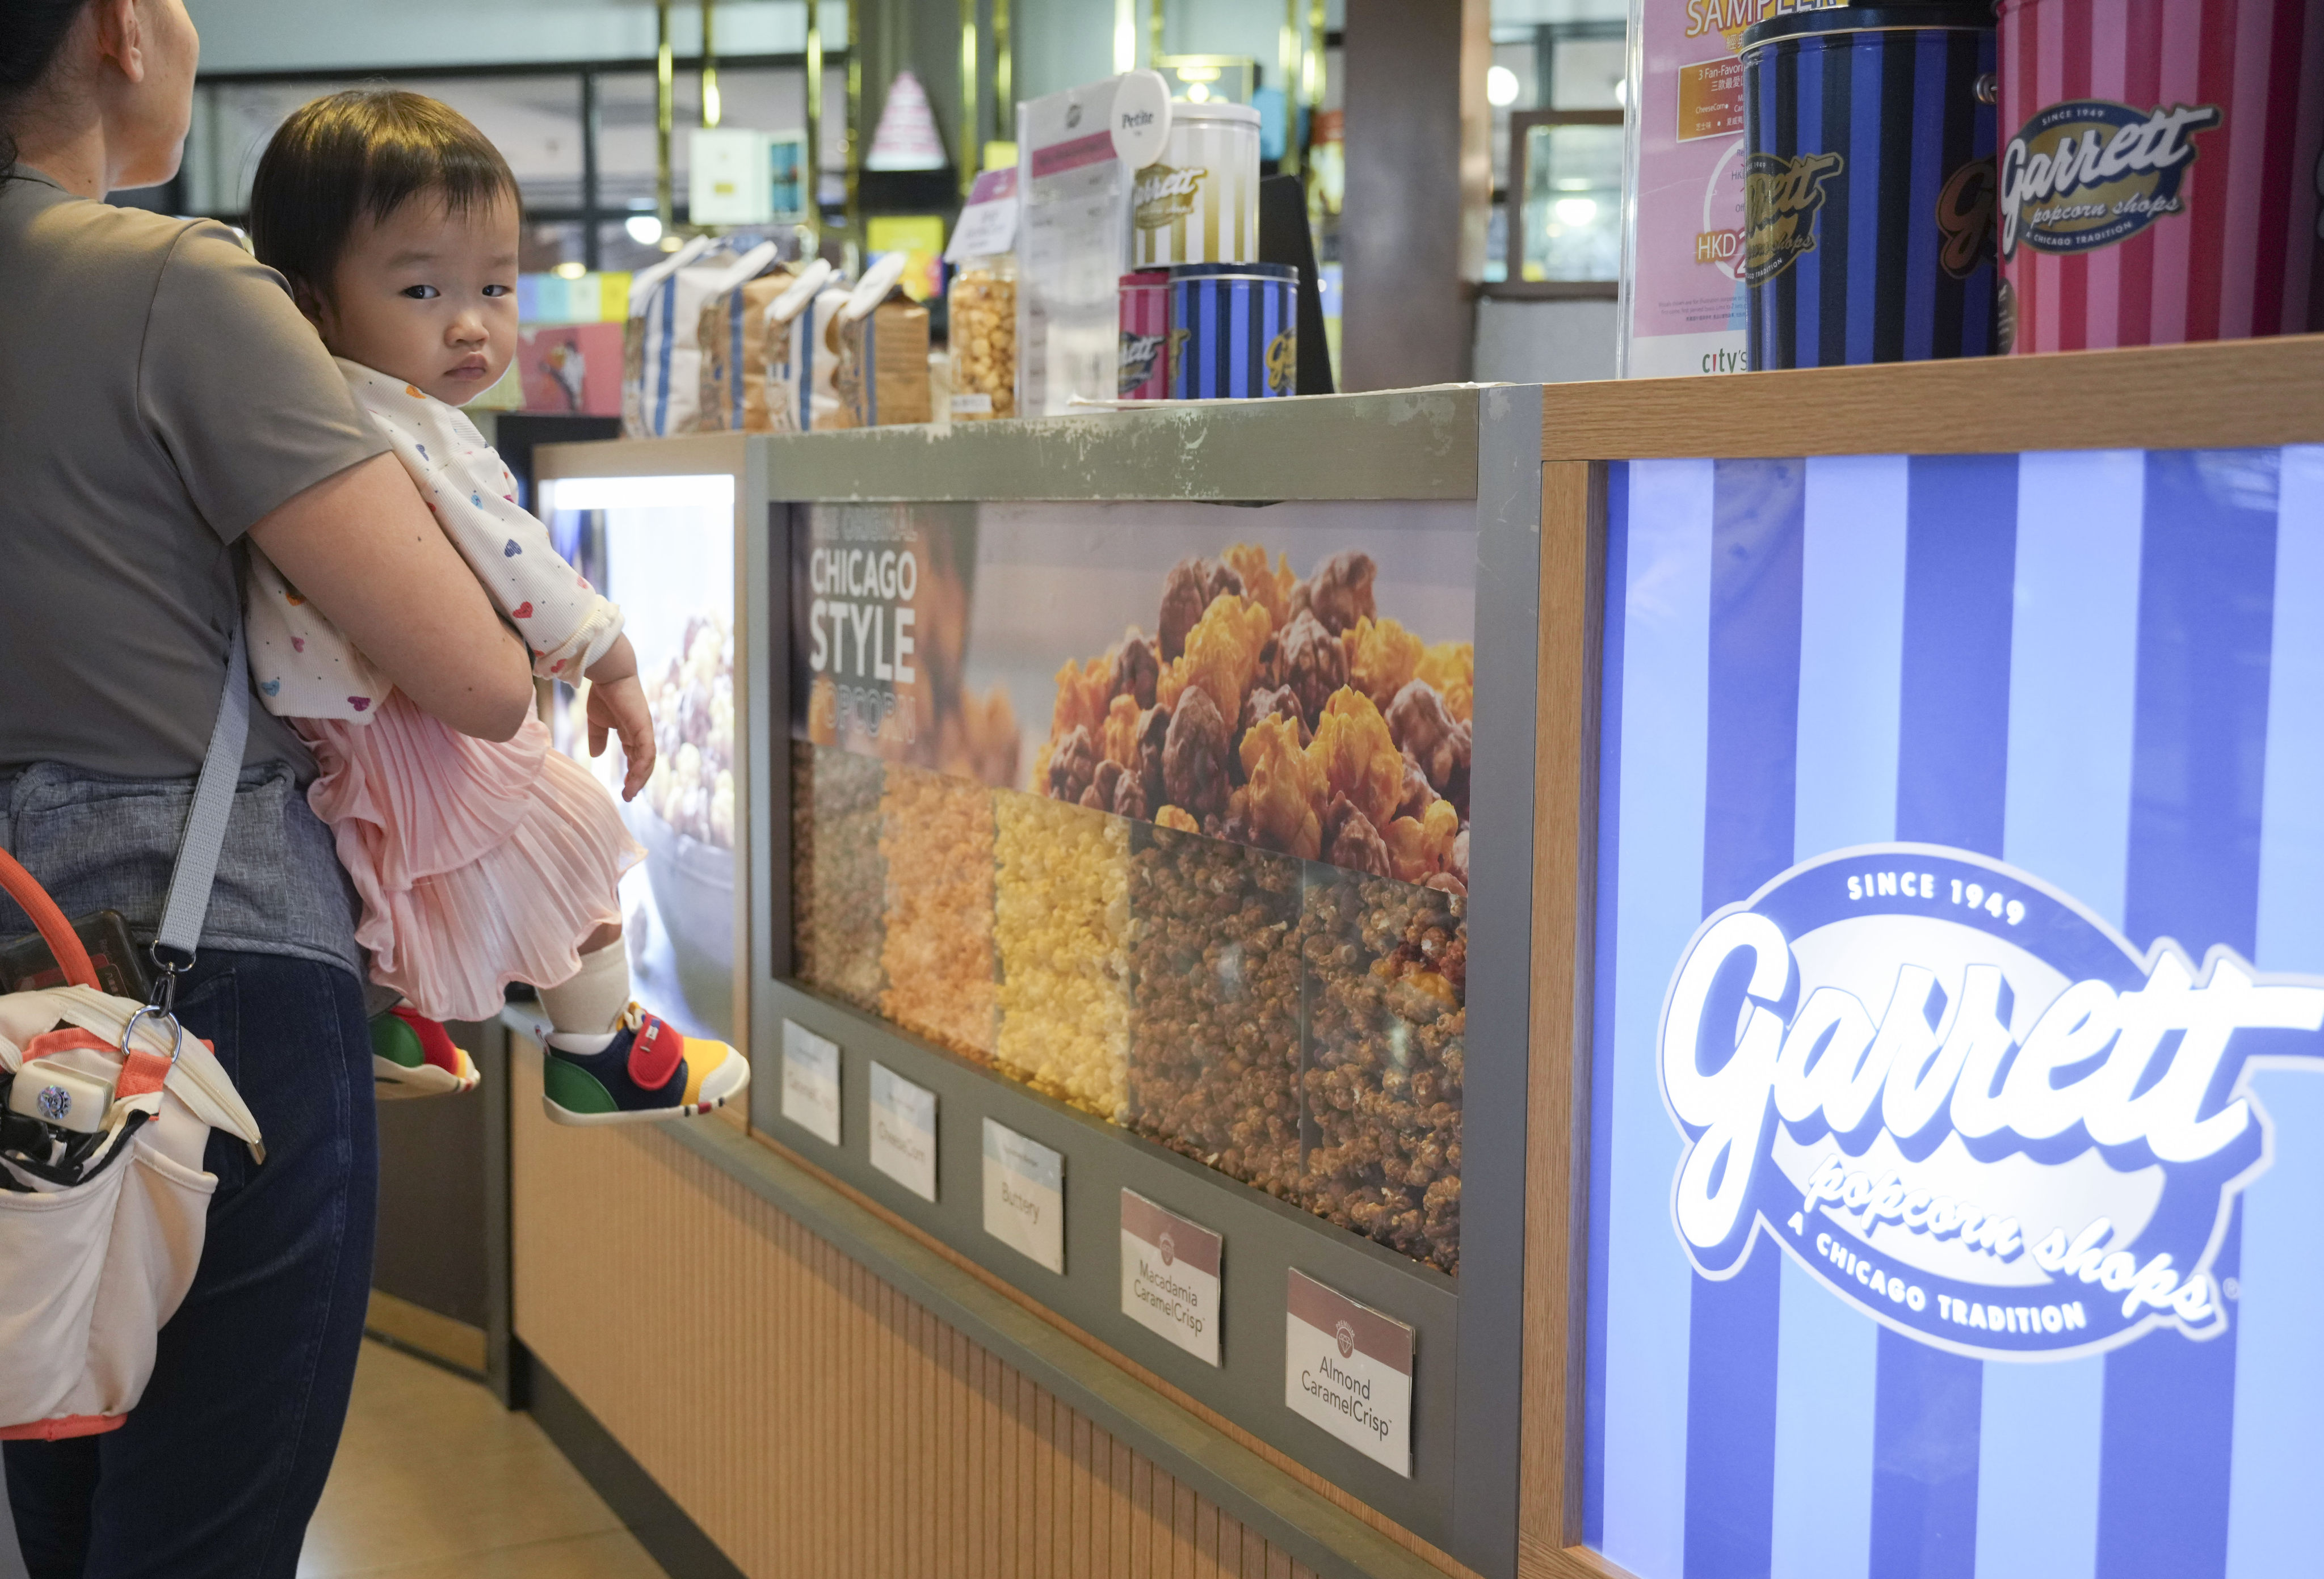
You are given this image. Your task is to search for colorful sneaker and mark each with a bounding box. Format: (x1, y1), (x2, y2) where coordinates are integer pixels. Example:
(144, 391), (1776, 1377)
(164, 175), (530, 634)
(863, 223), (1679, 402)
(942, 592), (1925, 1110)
(541, 1004), (749, 1126)
(372, 1005), (480, 1099)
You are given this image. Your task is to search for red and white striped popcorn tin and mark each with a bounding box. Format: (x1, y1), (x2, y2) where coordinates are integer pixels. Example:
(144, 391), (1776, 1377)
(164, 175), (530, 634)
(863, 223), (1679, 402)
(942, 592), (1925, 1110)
(1996, 0), (2324, 352)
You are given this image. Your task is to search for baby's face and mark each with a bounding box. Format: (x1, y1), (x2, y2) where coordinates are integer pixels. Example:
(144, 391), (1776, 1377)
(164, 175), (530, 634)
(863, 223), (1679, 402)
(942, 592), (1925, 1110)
(312, 191), (519, 405)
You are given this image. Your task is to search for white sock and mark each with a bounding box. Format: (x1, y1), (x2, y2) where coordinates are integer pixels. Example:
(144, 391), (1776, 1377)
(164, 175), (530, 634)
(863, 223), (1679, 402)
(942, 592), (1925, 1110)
(540, 942), (631, 1046)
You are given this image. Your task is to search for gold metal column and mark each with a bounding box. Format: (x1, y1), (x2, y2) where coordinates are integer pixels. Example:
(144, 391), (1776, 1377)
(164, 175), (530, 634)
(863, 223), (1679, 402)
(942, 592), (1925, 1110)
(959, 0), (978, 196)
(701, 0), (721, 127)
(805, 4), (823, 252)
(1280, 0), (1301, 175)
(655, 0), (675, 243)
(993, 0), (1010, 145)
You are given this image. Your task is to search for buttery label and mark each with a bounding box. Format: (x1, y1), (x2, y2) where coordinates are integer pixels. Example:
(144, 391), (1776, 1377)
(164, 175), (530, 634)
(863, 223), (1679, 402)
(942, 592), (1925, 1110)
(1284, 1270), (1415, 1476)
(780, 1019), (842, 1146)
(982, 1119), (1065, 1274)
(868, 1062), (937, 1202)
(1120, 1190), (1222, 1366)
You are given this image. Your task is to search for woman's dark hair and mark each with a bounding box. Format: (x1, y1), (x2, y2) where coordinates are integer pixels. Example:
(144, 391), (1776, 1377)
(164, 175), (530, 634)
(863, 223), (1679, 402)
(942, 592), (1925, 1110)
(247, 89), (519, 298)
(0, 0), (93, 180)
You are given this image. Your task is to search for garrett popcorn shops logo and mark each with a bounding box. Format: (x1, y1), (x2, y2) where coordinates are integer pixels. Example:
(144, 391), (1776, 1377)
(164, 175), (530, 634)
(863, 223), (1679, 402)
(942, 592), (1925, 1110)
(1658, 845), (2324, 1360)
(2000, 99), (2222, 257)
(1741, 150), (1843, 286)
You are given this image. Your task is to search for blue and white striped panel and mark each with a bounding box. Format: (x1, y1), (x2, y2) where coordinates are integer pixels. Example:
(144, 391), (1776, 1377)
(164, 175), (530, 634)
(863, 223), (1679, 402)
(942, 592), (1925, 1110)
(1583, 446), (2324, 1579)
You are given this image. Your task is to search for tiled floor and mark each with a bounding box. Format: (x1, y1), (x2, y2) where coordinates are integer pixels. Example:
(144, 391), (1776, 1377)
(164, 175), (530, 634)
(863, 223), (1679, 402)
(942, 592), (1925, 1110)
(297, 1340), (667, 1578)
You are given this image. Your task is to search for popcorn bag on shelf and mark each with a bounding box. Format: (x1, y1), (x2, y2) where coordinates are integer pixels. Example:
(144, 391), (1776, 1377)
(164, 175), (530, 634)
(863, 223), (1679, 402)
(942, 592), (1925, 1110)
(621, 236), (779, 437)
(770, 263), (853, 432)
(697, 264), (796, 432)
(831, 251), (932, 428)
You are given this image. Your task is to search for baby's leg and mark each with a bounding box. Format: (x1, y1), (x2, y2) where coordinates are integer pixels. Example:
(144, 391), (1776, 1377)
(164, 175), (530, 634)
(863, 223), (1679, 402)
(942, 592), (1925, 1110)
(536, 916), (632, 1038)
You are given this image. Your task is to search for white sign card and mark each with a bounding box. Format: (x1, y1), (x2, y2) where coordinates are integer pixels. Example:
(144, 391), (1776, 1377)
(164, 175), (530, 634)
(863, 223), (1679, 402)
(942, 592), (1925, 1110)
(982, 1119), (1065, 1274)
(779, 1019), (842, 1146)
(943, 166), (1019, 262)
(868, 1062), (938, 1202)
(1284, 1270), (1416, 1477)
(1119, 1190), (1222, 1366)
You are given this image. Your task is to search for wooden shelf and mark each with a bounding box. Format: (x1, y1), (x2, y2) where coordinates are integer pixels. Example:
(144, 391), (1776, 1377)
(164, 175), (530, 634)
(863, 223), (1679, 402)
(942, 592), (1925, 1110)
(1541, 334), (2324, 460)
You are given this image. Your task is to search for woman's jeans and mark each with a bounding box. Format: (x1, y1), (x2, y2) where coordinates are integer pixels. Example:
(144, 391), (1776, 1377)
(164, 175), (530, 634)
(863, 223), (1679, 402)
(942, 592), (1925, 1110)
(5, 949), (377, 1579)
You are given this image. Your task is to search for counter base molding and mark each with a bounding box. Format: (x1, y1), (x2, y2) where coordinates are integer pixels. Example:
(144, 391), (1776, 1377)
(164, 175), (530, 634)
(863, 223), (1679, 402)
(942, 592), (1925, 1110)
(510, 1035), (1473, 1579)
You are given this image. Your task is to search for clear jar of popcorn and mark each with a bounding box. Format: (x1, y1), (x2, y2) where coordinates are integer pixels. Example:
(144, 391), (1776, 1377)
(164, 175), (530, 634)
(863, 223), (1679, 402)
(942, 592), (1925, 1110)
(946, 254), (1016, 422)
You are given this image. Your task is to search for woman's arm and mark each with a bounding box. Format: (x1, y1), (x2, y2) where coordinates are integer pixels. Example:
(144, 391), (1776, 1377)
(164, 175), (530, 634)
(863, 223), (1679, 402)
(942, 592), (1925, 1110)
(247, 453), (535, 742)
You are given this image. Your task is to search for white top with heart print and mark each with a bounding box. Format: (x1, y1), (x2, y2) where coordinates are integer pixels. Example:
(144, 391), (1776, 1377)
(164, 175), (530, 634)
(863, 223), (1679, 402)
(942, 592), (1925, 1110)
(243, 357), (623, 723)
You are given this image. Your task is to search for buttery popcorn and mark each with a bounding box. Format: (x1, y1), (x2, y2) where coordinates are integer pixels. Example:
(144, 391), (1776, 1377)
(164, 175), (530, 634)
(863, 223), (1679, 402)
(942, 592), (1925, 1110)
(879, 765), (998, 1062)
(994, 793), (1130, 1119)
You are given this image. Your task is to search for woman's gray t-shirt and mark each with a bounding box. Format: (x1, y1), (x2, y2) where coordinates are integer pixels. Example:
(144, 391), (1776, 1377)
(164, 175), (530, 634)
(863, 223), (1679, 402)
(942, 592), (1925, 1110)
(0, 167), (387, 780)
(0, 169), (385, 972)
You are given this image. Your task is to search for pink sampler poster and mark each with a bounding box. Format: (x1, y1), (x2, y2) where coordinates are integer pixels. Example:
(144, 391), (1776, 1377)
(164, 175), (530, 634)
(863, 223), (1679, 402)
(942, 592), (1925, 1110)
(1620, 0), (1846, 377)
(518, 322), (624, 416)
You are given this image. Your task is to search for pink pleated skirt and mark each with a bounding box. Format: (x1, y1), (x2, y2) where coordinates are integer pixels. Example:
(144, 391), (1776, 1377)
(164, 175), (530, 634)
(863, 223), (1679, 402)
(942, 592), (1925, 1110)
(300, 690), (642, 1023)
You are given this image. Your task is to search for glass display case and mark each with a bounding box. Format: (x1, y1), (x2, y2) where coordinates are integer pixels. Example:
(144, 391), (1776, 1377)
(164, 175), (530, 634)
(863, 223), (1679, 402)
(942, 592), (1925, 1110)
(539, 468), (746, 1045)
(532, 395), (1540, 1572)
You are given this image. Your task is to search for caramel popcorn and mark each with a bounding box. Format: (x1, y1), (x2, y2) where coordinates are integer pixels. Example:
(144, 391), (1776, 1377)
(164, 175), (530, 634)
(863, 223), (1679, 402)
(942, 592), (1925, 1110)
(1051, 655), (1113, 740)
(1306, 688), (1403, 833)
(1238, 715), (1324, 860)
(1220, 544), (1295, 630)
(994, 794), (1130, 1119)
(1101, 694), (1142, 769)
(792, 744), (885, 1012)
(1178, 594), (1273, 725)
(1127, 827), (1302, 1195)
(1158, 556), (1246, 662)
(1382, 798), (1460, 883)
(1154, 805), (1199, 833)
(1299, 871), (1466, 1274)
(1273, 609), (1346, 725)
(1047, 725), (1100, 804)
(1323, 794), (1392, 877)
(1386, 678), (1472, 814)
(878, 765), (997, 1062)
(1161, 685), (1232, 823)
(1111, 630), (1160, 710)
(1342, 616), (1423, 711)
(1290, 550), (1377, 635)
(1416, 641), (1473, 723)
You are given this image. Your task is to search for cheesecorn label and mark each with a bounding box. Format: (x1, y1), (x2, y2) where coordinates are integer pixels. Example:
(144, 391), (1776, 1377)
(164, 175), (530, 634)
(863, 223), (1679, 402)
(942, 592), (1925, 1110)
(780, 1019), (842, 1146)
(1120, 1189), (1222, 1365)
(1659, 843), (2324, 1360)
(869, 1061), (938, 1202)
(1284, 1270), (1414, 1476)
(983, 1118), (1065, 1273)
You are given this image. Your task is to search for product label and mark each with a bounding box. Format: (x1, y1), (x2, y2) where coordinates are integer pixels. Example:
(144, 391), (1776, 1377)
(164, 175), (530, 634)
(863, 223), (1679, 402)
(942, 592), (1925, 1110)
(1999, 99), (2222, 258)
(944, 167), (1020, 262)
(1936, 157), (1999, 279)
(779, 1019), (842, 1146)
(1133, 163), (1208, 230)
(1283, 1270), (1414, 1476)
(1119, 1189), (1222, 1365)
(868, 1062), (938, 1201)
(1658, 844), (2324, 1360)
(1676, 56), (1745, 142)
(1118, 330), (1167, 396)
(1741, 150), (1844, 285)
(983, 1119), (1065, 1274)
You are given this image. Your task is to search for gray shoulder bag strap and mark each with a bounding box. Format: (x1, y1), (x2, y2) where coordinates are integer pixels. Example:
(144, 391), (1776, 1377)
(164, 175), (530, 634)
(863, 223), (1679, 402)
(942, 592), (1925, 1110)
(125, 624), (250, 1047)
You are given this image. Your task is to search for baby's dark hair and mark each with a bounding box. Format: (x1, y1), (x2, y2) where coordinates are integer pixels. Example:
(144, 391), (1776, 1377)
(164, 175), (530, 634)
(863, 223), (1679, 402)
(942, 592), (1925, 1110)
(249, 89), (518, 297)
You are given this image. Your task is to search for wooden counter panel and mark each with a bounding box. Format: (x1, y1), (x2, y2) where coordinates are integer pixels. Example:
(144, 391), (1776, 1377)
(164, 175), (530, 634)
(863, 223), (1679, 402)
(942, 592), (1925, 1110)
(1541, 334), (2324, 460)
(511, 1043), (1322, 1578)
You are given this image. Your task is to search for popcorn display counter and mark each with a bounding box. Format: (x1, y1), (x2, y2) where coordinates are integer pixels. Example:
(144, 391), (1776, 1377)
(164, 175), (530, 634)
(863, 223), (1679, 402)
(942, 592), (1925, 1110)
(519, 336), (2324, 1579)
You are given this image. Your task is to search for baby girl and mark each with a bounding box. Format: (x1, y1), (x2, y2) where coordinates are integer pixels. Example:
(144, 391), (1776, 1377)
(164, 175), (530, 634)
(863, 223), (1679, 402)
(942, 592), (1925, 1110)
(242, 88), (746, 1125)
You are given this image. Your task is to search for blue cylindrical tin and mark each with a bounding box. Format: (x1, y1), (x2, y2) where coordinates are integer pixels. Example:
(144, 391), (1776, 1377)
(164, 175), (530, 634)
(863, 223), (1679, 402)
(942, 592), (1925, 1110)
(1739, 5), (1997, 369)
(1166, 263), (1298, 399)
